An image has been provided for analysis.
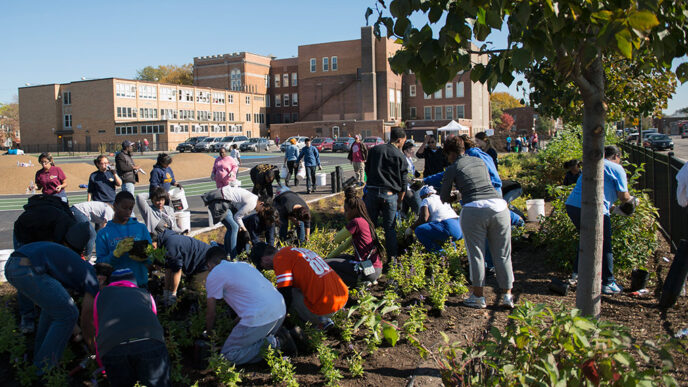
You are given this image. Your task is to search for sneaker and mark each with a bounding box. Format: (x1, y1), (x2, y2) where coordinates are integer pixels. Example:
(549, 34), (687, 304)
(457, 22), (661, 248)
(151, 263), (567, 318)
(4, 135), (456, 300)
(19, 317), (35, 334)
(318, 318), (335, 331)
(275, 327), (298, 356)
(602, 281), (623, 295)
(463, 293), (487, 309)
(569, 273), (578, 286)
(501, 294), (515, 309)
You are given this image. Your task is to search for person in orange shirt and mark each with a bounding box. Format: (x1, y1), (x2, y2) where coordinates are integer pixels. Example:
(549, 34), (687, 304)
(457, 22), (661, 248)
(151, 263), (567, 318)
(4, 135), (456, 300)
(250, 243), (348, 331)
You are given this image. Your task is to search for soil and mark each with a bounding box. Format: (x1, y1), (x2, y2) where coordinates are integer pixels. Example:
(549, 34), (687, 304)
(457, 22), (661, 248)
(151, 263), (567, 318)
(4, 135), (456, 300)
(0, 153), (222, 195)
(1, 198), (687, 386)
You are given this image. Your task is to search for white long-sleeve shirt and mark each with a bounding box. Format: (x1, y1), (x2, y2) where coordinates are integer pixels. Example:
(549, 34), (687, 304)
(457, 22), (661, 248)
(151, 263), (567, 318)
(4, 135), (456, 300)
(220, 186), (258, 229)
(677, 162), (688, 207)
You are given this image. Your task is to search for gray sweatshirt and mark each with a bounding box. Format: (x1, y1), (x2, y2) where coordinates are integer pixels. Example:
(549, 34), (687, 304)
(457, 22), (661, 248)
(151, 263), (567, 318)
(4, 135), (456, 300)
(440, 154), (500, 204)
(136, 193), (184, 237)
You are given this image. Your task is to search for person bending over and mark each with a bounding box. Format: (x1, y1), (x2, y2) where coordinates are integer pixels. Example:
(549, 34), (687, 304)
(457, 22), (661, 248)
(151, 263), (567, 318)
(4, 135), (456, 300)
(411, 185), (463, 252)
(250, 163), (281, 198)
(93, 268), (170, 387)
(251, 243), (348, 331)
(205, 247), (294, 364)
(325, 187), (385, 287)
(242, 203), (280, 252)
(156, 229), (212, 306)
(273, 190), (312, 244)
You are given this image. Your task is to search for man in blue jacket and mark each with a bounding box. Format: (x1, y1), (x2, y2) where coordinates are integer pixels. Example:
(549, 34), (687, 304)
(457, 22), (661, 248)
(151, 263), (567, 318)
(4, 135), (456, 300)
(296, 138), (322, 194)
(283, 139), (300, 187)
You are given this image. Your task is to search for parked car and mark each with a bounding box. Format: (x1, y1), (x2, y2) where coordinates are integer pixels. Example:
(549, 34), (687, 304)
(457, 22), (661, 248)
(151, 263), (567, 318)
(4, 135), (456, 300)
(311, 137), (334, 152)
(681, 126), (688, 139)
(363, 137), (385, 149)
(626, 133), (639, 142)
(194, 137), (221, 152)
(212, 135), (250, 152)
(332, 137), (355, 153)
(643, 134), (674, 150)
(240, 137), (270, 152)
(280, 136), (309, 152)
(176, 136), (207, 153)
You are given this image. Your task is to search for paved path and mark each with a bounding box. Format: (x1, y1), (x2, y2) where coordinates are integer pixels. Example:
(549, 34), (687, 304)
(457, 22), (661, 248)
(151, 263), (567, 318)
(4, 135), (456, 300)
(0, 152), (354, 249)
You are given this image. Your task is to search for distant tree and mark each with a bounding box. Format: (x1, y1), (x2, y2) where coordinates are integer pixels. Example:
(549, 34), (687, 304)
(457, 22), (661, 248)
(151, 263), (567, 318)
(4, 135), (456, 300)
(135, 64), (193, 85)
(0, 102), (19, 146)
(497, 113), (514, 132)
(678, 106), (688, 115)
(491, 92), (523, 128)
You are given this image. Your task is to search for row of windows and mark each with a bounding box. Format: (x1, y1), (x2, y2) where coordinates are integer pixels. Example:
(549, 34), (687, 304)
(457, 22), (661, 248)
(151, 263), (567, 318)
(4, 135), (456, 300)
(140, 125), (165, 134)
(273, 93), (298, 108)
(114, 123), (248, 136)
(410, 105), (466, 120)
(269, 112), (299, 124)
(309, 56), (338, 73)
(115, 83), (246, 104)
(274, 73), (298, 88)
(410, 82), (465, 99)
(119, 107), (243, 122)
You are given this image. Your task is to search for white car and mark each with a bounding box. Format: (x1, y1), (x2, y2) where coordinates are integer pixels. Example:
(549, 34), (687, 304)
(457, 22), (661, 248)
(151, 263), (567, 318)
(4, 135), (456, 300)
(280, 136), (309, 152)
(212, 135), (250, 152)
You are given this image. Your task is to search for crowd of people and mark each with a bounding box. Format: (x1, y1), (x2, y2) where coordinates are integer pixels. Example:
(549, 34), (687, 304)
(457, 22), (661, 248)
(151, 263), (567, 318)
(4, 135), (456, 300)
(505, 131), (539, 153)
(6, 129), (639, 386)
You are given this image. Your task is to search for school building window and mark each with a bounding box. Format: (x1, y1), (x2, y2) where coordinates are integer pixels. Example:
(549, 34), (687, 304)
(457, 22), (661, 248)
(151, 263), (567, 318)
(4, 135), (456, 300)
(161, 109), (178, 119)
(424, 106), (432, 119)
(212, 92), (225, 104)
(456, 82), (465, 98)
(116, 107), (137, 118)
(445, 83), (453, 98)
(322, 57), (329, 71)
(275, 95), (281, 107)
(292, 93), (298, 106)
(62, 91), (71, 105)
(227, 94), (234, 104)
(140, 125), (164, 134)
(434, 89), (442, 99)
(331, 56), (338, 71)
(310, 58), (316, 72)
(283, 93), (290, 106)
(409, 85), (416, 97)
(274, 75), (280, 88)
(138, 85), (157, 100)
(291, 72), (298, 86)
(455, 105), (465, 118)
(434, 106), (443, 120)
(139, 108), (158, 119)
(410, 107), (417, 119)
(228, 112), (235, 121)
(245, 96), (250, 105)
(445, 106), (453, 120)
(115, 125), (137, 135)
(283, 73), (289, 88)
(64, 114), (72, 128)
(245, 113), (251, 122)
(179, 89), (193, 102)
(115, 83), (136, 98)
(160, 87), (176, 101)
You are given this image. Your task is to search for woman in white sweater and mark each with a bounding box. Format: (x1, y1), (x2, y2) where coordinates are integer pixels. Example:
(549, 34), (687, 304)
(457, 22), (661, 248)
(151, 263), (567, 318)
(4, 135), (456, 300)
(219, 185), (260, 258)
(136, 186), (184, 239)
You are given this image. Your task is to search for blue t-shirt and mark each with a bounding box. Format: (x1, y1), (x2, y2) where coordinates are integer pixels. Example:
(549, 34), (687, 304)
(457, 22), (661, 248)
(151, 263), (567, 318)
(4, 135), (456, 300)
(96, 218), (153, 286)
(16, 241), (99, 296)
(149, 164), (176, 194)
(88, 170), (117, 203)
(565, 159), (628, 214)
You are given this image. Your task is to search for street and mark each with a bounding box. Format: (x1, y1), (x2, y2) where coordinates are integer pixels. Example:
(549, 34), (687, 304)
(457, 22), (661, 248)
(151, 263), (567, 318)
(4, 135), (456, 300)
(665, 134), (688, 162)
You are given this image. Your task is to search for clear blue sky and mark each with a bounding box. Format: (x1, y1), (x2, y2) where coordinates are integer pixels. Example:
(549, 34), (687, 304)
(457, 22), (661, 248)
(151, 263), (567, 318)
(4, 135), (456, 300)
(1, 0), (686, 115)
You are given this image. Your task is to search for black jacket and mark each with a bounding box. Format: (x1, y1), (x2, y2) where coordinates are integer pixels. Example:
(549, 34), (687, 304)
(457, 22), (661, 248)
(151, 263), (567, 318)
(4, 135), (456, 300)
(364, 143), (407, 193)
(115, 150), (137, 183)
(347, 141), (368, 162)
(14, 194), (76, 245)
(416, 147), (449, 177)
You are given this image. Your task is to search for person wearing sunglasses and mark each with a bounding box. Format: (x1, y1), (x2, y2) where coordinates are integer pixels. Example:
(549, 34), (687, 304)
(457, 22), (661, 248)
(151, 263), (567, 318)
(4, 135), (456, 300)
(415, 135), (449, 177)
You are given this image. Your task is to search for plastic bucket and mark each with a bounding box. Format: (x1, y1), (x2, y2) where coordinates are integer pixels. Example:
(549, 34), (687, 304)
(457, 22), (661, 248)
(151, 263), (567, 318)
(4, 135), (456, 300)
(526, 199), (545, 222)
(175, 211), (191, 232)
(317, 173), (327, 186)
(229, 180), (241, 187)
(168, 188), (188, 212)
(0, 249), (13, 282)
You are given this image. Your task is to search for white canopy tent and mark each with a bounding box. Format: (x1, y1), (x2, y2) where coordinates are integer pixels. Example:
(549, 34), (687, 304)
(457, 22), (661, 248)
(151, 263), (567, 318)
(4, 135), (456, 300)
(437, 120), (470, 133)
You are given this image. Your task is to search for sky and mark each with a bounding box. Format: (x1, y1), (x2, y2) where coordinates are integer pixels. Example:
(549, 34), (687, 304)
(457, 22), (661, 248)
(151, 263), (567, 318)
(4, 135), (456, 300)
(1, 0), (686, 115)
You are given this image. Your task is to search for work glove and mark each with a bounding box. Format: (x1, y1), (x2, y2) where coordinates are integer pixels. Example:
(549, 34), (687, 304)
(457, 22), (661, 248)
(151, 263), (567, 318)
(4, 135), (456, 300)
(613, 196), (639, 216)
(113, 238), (134, 258)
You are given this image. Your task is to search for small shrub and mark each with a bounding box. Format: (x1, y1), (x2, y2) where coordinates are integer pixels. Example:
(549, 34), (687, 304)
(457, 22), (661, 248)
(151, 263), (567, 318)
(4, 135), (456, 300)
(317, 344), (343, 386)
(208, 352), (242, 386)
(347, 350), (365, 378)
(264, 346), (299, 387)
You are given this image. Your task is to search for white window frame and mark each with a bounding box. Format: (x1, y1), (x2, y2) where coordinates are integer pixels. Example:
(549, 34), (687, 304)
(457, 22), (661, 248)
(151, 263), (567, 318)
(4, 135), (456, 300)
(456, 82), (465, 98)
(434, 89), (443, 99)
(283, 93), (290, 106)
(245, 95), (250, 105)
(434, 106), (443, 120)
(275, 75), (280, 88)
(445, 83), (453, 98)
(424, 92), (431, 99)
(310, 58), (316, 72)
(445, 105), (454, 120)
(283, 73), (289, 88)
(322, 57), (329, 71)
(227, 94), (234, 104)
(455, 105), (465, 118)
(228, 112), (235, 121)
(212, 92), (225, 104)
(275, 95), (281, 107)
(409, 85), (416, 97)
(331, 56), (338, 71)
(292, 93), (298, 106)
(245, 113), (251, 122)
(424, 106), (432, 119)
(64, 114), (72, 128)
(292, 72), (297, 86)
(63, 91), (71, 105)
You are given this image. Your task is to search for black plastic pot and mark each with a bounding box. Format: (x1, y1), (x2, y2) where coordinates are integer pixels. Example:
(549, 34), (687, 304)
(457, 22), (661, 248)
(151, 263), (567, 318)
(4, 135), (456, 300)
(549, 278), (569, 296)
(630, 269), (649, 292)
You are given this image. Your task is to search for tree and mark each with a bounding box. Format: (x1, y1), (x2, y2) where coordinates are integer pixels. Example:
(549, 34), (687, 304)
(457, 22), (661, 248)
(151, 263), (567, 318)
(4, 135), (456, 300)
(678, 106), (688, 115)
(370, 0), (688, 317)
(0, 102), (19, 146)
(497, 112), (514, 132)
(491, 92), (523, 128)
(135, 64), (193, 85)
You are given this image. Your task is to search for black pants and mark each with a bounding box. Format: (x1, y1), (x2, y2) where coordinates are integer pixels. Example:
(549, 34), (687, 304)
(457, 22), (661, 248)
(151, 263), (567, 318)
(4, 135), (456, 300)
(325, 257), (382, 288)
(286, 161), (298, 186)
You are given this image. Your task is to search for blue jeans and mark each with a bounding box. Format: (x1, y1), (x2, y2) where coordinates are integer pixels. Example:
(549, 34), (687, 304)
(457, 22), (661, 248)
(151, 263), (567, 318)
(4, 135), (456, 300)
(279, 218), (305, 244)
(364, 189), (398, 258)
(402, 188), (421, 216)
(12, 237), (37, 323)
(5, 256), (79, 372)
(222, 210), (239, 259)
(122, 182), (135, 194)
(101, 339), (171, 387)
(305, 166), (317, 192)
(415, 218), (463, 252)
(71, 206), (96, 257)
(566, 205), (615, 285)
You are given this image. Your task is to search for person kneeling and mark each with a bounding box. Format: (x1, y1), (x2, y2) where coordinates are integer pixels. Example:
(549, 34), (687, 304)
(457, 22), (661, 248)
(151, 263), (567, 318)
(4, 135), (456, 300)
(251, 243), (348, 331)
(412, 185), (463, 252)
(94, 268), (171, 387)
(205, 247), (294, 364)
(325, 187), (384, 287)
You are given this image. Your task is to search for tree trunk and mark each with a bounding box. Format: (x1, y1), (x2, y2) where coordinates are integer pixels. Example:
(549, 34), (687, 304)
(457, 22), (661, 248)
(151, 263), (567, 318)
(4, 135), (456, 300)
(575, 55), (607, 317)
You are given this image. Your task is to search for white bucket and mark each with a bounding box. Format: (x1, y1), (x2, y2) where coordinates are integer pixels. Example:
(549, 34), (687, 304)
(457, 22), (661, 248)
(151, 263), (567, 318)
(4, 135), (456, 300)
(175, 211), (191, 232)
(229, 180), (241, 187)
(168, 188), (189, 212)
(317, 173), (327, 186)
(526, 199), (546, 222)
(0, 249), (13, 282)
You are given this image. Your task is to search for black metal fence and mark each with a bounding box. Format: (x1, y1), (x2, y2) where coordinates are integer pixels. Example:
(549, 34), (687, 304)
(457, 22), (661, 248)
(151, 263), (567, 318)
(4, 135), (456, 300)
(620, 142), (687, 249)
(17, 142), (174, 156)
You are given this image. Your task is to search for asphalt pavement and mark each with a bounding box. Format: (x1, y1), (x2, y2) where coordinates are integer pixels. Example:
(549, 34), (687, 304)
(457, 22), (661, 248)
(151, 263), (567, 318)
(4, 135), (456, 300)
(0, 152), (355, 249)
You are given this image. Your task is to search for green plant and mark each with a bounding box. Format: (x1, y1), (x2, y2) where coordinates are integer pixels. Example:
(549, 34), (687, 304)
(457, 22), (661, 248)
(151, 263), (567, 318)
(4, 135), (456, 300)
(317, 344), (343, 386)
(403, 303), (428, 335)
(145, 244), (167, 265)
(427, 261), (452, 311)
(42, 365), (68, 387)
(347, 350), (365, 378)
(0, 302), (37, 386)
(387, 243), (427, 296)
(430, 302), (681, 386)
(332, 309), (354, 343)
(264, 345), (299, 387)
(208, 352), (242, 386)
(348, 288), (400, 342)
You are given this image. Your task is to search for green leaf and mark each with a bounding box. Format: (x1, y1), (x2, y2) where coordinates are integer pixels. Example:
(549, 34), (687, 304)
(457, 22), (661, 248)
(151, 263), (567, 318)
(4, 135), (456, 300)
(615, 30), (633, 58)
(382, 324), (399, 347)
(628, 11), (660, 32)
(511, 48), (531, 71)
(613, 352), (633, 367)
(591, 10), (613, 22)
(676, 62), (688, 83)
(394, 17), (410, 37)
(429, 4), (443, 24)
(573, 317), (596, 332)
